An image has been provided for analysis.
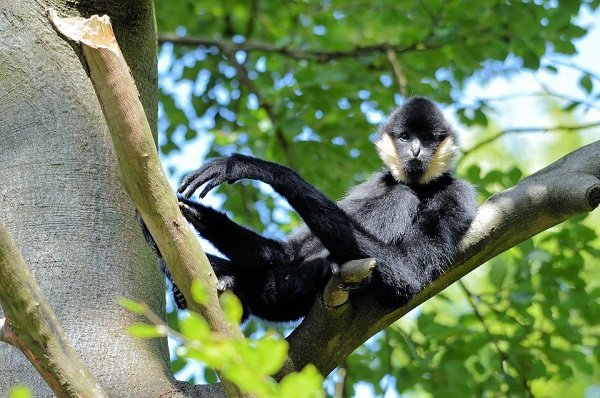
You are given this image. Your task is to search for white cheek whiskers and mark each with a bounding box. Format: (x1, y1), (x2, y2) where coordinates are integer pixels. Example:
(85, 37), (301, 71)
(376, 133), (409, 183)
(419, 135), (457, 184)
(375, 133), (457, 184)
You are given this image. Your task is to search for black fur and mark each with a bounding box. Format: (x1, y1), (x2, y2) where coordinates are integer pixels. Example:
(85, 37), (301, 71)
(166, 97), (477, 322)
(138, 212), (187, 308)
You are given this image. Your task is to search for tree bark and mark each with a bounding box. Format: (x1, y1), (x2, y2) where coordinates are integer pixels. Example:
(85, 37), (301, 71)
(1, 1), (599, 397)
(0, 1), (176, 396)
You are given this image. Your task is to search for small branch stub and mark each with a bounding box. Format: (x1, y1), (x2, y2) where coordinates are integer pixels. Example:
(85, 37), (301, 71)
(48, 10), (120, 53)
(588, 185), (600, 209)
(323, 258), (376, 308)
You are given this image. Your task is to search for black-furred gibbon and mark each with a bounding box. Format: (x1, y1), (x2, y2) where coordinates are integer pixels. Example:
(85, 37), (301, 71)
(166, 97), (478, 322)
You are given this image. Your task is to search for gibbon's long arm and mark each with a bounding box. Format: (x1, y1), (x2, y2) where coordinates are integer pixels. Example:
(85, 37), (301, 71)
(158, 98), (478, 320)
(178, 154), (383, 264)
(177, 197), (291, 268)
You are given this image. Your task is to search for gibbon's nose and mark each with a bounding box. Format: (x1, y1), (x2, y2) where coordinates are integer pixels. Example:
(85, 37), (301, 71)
(410, 140), (421, 157)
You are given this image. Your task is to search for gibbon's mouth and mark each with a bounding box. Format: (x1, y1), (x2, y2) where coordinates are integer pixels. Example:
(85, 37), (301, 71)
(404, 158), (427, 176)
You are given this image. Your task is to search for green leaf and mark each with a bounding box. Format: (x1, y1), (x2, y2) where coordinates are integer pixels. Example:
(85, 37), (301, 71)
(170, 357), (188, 374)
(204, 368), (219, 384)
(179, 312), (211, 342)
(8, 386), (32, 398)
(278, 364), (325, 398)
(579, 74), (593, 95)
(219, 290), (244, 325)
(117, 298), (146, 315)
(253, 336), (288, 375)
(128, 323), (168, 338)
(190, 279), (209, 305)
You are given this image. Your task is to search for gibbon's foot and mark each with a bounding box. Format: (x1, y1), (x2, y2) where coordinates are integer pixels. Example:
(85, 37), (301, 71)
(172, 283), (187, 309)
(329, 262), (341, 275)
(339, 258), (376, 291)
(340, 281), (364, 291)
(178, 197), (205, 222)
(217, 275), (235, 293)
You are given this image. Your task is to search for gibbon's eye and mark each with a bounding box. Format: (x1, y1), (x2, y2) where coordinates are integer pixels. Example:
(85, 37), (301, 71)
(398, 132), (410, 141)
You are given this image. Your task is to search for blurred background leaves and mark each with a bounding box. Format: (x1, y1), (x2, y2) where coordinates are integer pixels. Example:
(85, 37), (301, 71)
(154, 1), (600, 396)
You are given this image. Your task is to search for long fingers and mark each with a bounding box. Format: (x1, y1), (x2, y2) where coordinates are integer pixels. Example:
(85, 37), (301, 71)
(178, 160), (222, 198)
(178, 155), (249, 198)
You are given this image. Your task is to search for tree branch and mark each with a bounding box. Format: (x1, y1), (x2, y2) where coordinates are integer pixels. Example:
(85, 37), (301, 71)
(460, 121), (600, 160)
(547, 57), (600, 84)
(47, 11), (248, 398)
(158, 34), (420, 63)
(279, 140), (600, 379)
(386, 48), (408, 98)
(0, 218), (106, 397)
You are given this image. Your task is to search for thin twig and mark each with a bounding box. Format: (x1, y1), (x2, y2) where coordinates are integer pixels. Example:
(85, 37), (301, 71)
(386, 48), (408, 98)
(460, 121), (600, 161)
(220, 47), (290, 159)
(458, 281), (533, 397)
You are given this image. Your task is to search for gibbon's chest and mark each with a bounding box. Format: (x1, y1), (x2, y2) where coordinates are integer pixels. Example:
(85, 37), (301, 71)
(340, 176), (421, 245)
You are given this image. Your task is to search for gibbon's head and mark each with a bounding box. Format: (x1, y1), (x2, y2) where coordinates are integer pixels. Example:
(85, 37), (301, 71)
(375, 97), (459, 185)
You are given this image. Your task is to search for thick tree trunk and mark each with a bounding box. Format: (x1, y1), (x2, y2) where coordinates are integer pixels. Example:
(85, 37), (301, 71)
(0, 1), (174, 396)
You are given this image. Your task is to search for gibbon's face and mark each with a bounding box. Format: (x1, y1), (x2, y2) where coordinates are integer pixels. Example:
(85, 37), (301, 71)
(376, 97), (458, 185)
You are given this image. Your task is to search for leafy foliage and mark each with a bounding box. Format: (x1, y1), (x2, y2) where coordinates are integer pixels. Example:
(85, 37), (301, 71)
(122, 289), (324, 397)
(156, 0), (597, 199)
(7, 386), (32, 398)
(154, 0), (600, 396)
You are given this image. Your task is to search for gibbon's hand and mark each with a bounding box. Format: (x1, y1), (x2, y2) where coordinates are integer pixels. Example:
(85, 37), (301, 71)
(179, 154), (290, 199)
(177, 196), (209, 228)
(178, 154), (251, 198)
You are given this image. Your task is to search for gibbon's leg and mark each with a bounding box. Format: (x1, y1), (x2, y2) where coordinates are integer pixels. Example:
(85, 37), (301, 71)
(137, 214), (187, 308)
(178, 197), (291, 269)
(230, 257), (333, 322)
(178, 154), (382, 264)
(138, 211), (251, 310)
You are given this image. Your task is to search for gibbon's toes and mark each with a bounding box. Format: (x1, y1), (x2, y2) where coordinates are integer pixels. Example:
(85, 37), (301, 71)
(172, 284), (187, 310)
(340, 281), (363, 291)
(330, 263), (341, 275)
(178, 201), (195, 220)
(217, 276), (235, 292)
